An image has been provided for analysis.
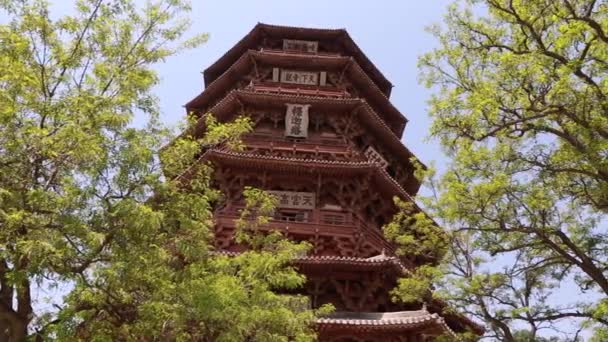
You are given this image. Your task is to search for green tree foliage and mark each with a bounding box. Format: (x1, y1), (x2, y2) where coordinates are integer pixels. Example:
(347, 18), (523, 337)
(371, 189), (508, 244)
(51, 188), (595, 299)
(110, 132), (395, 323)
(0, 1), (319, 340)
(418, 0), (608, 340)
(384, 198), (449, 304)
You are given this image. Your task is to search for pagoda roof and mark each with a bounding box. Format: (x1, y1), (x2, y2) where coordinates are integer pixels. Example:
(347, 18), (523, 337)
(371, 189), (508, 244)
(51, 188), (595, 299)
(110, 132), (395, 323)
(187, 89), (422, 194)
(212, 252), (483, 335)
(203, 23), (393, 97)
(429, 299), (486, 336)
(202, 148), (411, 200)
(294, 254), (407, 272)
(316, 309), (456, 336)
(176, 148), (436, 245)
(186, 50), (407, 135)
(215, 251), (410, 274)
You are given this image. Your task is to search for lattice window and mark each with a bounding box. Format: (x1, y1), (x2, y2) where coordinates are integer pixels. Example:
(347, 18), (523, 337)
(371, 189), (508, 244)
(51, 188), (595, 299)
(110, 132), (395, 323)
(274, 209), (309, 222)
(322, 213), (346, 225)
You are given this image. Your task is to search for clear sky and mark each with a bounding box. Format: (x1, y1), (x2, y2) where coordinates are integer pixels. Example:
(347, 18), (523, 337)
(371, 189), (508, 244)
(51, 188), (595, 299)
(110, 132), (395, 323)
(155, 0), (452, 170)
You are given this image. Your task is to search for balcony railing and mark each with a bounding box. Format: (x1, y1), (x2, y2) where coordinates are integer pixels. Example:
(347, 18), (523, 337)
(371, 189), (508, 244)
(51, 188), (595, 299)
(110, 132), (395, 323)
(241, 135), (361, 161)
(260, 48), (342, 58)
(215, 206), (395, 253)
(248, 81), (351, 98)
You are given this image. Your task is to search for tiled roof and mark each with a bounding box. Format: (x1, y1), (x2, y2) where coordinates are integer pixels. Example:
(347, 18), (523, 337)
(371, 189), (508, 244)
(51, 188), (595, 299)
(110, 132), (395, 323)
(316, 309), (457, 337)
(186, 49), (407, 134)
(213, 251), (411, 274)
(202, 23), (393, 96)
(186, 89), (424, 195)
(205, 148), (412, 199)
(175, 147), (435, 231)
(212, 250), (478, 336)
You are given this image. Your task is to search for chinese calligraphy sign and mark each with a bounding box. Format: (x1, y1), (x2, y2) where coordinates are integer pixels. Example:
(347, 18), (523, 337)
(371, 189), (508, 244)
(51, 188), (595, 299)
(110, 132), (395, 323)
(283, 39), (318, 53)
(285, 103), (310, 138)
(280, 70), (318, 85)
(268, 191), (316, 210)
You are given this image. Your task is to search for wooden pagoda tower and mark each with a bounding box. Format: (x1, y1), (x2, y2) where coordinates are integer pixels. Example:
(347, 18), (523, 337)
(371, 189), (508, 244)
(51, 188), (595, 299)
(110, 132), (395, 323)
(183, 23), (483, 341)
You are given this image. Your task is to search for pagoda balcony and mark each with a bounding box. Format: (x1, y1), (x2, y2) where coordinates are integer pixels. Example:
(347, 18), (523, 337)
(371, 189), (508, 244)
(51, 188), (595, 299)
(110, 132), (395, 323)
(214, 206), (396, 256)
(260, 47), (342, 58)
(247, 81), (351, 98)
(241, 134), (362, 161)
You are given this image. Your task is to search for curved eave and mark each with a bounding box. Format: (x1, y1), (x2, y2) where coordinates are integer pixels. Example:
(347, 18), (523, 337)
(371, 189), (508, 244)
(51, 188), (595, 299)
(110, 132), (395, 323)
(188, 89), (422, 194)
(429, 299), (486, 336)
(203, 149), (411, 200)
(186, 50), (407, 135)
(203, 23), (393, 97)
(215, 251), (410, 274)
(186, 50), (350, 110)
(295, 256), (408, 274)
(316, 311), (456, 337)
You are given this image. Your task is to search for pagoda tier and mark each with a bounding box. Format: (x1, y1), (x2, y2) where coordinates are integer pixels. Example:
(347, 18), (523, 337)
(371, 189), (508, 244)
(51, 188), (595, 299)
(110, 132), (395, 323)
(186, 50), (406, 135)
(316, 310), (455, 342)
(186, 90), (422, 196)
(202, 23), (393, 97)
(214, 251), (483, 337)
(179, 23), (483, 340)
(205, 149), (409, 260)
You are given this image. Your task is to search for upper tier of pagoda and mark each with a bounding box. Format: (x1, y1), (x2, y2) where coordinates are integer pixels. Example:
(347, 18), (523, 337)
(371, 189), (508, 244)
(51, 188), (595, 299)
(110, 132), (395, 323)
(203, 23), (393, 96)
(186, 23), (408, 137)
(186, 90), (422, 195)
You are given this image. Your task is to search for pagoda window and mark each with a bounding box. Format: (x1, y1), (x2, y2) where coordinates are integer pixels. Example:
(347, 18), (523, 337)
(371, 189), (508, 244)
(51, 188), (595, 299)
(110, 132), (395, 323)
(274, 209), (309, 222)
(321, 212), (346, 226)
(272, 67), (280, 82)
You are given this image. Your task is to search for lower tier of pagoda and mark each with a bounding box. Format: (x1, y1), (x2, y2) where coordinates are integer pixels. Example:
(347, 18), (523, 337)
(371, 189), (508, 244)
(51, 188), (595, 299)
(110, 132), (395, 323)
(214, 251), (483, 338)
(316, 309), (455, 341)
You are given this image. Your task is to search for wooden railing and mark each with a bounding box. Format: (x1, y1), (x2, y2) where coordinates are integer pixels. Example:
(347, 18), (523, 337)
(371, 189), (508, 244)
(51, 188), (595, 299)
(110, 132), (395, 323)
(260, 48), (342, 58)
(241, 135), (361, 160)
(215, 206), (395, 253)
(248, 82), (351, 98)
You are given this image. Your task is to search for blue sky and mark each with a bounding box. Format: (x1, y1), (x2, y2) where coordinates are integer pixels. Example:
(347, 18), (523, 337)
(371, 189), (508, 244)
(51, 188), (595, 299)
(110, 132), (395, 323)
(155, 0), (452, 170)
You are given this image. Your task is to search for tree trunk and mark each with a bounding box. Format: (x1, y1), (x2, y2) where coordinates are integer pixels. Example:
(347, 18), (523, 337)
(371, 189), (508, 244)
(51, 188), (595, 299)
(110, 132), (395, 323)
(9, 319), (28, 342)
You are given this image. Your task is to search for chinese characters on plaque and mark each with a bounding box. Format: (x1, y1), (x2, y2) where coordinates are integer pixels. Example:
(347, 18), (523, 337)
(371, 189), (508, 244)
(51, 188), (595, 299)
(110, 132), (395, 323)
(364, 146), (389, 169)
(268, 191), (316, 210)
(285, 103), (310, 138)
(283, 39), (318, 53)
(280, 70), (318, 85)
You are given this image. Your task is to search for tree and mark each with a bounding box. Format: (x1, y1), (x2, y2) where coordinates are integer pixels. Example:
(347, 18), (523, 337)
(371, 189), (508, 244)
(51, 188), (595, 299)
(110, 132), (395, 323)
(419, 0), (608, 340)
(0, 1), (319, 340)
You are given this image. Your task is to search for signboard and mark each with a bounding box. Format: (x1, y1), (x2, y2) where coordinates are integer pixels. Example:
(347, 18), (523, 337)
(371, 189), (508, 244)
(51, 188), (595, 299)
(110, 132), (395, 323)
(268, 191), (316, 210)
(364, 146), (389, 169)
(283, 39), (318, 53)
(280, 70), (318, 85)
(285, 103), (310, 138)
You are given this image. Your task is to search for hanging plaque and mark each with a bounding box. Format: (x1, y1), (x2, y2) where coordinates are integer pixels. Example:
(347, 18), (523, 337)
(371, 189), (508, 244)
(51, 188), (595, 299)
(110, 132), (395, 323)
(280, 70), (318, 85)
(365, 146), (389, 169)
(283, 39), (318, 53)
(268, 191), (316, 210)
(285, 103), (310, 138)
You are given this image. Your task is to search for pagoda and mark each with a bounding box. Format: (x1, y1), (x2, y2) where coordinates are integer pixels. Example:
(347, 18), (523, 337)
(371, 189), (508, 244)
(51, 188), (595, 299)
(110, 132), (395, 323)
(182, 23), (483, 341)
